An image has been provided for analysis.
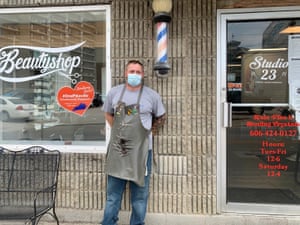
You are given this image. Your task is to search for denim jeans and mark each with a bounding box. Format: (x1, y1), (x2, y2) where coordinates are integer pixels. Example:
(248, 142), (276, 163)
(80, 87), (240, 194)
(101, 150), (152, 225)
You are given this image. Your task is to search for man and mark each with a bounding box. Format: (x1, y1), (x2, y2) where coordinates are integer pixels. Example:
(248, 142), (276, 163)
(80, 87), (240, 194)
(101, 60), (166, 225)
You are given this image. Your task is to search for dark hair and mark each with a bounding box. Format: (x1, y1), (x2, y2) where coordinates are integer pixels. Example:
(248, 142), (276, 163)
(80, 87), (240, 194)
(126, 60), (144, 70)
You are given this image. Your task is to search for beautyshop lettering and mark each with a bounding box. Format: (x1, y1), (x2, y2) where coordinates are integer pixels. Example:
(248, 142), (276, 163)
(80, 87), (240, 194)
(0, 41), (85, 83)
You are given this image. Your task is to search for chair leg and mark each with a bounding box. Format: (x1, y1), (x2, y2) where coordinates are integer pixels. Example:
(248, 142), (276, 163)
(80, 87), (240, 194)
(52, 207), (60, 225)
(31, 218), (37, 225)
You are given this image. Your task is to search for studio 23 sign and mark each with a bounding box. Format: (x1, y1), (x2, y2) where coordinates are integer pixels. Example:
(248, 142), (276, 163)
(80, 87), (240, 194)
(0, 42), (94, 116)
(241, 50), (288, 103)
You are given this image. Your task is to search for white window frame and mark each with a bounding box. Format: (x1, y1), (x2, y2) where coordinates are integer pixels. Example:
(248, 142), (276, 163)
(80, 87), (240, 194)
(0, 5), (111, 153)
(217, 6), (300, 215)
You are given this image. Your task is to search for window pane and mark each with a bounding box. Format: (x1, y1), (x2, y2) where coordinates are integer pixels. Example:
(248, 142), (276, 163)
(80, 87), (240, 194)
(227, 20), (293, 104)
(227, 106), (300, 204)
(0, 8), (107, 149)
(226, 19), (300, 204)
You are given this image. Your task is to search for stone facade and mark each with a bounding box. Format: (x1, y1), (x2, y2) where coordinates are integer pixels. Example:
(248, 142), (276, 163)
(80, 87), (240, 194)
(2, 0), (300, 224)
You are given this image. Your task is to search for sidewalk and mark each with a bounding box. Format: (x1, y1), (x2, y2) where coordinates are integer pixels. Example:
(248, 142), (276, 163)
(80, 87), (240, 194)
(0, 209), (131, 225)
(3, 213), (300, 225)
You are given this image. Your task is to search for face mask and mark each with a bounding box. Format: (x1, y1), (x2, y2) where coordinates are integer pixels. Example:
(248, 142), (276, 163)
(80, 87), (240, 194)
(127, 73), (142, 87)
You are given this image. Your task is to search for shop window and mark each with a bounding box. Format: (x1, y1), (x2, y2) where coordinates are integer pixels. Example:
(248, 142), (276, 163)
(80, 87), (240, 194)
(0, 6), (110, 152)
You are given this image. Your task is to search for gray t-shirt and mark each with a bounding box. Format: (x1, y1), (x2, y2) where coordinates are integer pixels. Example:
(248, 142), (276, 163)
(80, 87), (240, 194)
(102, 84), (165, 149)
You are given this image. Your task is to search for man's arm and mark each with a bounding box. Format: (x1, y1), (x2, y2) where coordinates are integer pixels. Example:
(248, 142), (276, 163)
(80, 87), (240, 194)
(105, 112), (114, 127)
(152, 113), (166, 135)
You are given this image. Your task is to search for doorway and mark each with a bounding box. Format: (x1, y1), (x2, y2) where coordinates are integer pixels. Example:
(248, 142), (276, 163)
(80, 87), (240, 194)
(217, 7), (300, 214)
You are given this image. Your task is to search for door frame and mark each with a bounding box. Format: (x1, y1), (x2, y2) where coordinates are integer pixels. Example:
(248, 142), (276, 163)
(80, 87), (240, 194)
(217, 6), (300, 215)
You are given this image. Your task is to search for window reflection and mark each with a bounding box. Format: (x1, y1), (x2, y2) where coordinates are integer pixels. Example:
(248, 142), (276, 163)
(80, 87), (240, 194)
(0, 9), (107, 146)
(226, 20), (294, 105)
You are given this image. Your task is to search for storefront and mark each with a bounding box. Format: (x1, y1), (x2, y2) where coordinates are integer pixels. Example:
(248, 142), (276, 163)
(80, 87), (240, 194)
(2, 1), (300, 224)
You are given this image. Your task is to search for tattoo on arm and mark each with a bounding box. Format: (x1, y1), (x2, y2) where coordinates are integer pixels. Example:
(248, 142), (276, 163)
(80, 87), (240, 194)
(152, 114), (166, 135)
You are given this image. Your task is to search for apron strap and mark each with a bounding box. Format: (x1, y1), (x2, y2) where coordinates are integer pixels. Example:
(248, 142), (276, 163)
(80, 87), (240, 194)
(119, 84), (127, 101)
(137, 85), (143, 105)
(119, 84), (144, 105)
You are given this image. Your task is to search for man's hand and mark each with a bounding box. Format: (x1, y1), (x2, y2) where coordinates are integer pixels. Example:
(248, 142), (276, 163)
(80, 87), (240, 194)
(105, 112), (114, 127)
(152, 114), (166, 135)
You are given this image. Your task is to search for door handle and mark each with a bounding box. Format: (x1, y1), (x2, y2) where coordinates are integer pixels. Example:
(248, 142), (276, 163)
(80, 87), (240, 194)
(223, 102), (232, 128)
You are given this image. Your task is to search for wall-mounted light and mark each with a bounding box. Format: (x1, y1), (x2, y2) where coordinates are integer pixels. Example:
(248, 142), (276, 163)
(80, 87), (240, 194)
(152, 0), (172, 77)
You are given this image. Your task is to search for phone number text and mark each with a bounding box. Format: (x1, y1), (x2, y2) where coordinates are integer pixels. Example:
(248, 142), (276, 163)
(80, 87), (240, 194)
(249, 129), (297, 137)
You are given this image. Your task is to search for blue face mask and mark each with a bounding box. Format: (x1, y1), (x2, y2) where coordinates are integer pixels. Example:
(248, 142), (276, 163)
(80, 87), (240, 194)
(127, 73), (142, 87)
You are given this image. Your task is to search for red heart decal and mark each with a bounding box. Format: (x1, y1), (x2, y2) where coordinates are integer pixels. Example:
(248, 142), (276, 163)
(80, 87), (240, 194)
(57, 81), (95, 116)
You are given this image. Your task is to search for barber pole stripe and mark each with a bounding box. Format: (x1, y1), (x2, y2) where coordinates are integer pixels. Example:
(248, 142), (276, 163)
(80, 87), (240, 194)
(156, 22), (168, 63)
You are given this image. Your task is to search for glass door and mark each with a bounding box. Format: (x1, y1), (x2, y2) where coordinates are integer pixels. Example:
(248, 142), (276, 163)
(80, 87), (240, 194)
(218, 8), (300, 214)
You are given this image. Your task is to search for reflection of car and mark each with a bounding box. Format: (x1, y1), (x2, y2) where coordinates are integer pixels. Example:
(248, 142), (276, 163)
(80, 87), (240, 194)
(0, 96), (35, 121)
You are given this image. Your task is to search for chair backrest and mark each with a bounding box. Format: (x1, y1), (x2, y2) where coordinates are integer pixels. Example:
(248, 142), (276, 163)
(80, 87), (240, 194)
(0, 146), (60, 207)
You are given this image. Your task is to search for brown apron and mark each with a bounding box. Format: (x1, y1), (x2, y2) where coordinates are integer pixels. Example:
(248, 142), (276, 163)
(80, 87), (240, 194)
(106, 85), (150, 186)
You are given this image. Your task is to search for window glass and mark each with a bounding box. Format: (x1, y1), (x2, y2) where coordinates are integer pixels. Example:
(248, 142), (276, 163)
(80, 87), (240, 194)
(0, 7), (109, 152)
(226, 19), (300, 205)
(226, 20), (295, 104)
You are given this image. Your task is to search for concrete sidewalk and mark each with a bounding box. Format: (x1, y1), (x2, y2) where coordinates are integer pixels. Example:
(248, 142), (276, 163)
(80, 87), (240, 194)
(4, 215), (300, 225)
(0, 209), (131, 225)
(4, 210), (300, 225)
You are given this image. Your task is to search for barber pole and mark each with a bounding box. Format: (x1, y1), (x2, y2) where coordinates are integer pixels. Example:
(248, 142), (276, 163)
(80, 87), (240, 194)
(153, 6), (172, 77)
(156, 22), (168, 65)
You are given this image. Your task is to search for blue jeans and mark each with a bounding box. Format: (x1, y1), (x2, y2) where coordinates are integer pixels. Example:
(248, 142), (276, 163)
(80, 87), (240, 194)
(101, 150), (152, 225)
